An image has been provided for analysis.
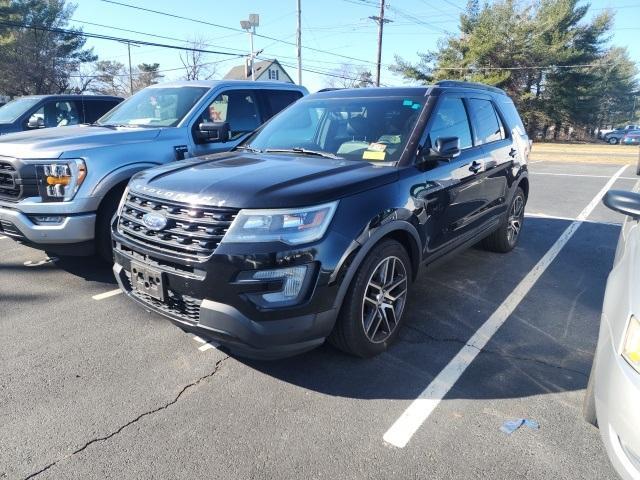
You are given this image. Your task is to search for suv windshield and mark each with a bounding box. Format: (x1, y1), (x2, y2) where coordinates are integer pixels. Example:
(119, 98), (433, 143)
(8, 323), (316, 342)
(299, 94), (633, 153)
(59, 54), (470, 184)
(244, 96), (425, 163)
(0, 97), (40, 123)
(97, 86), (209, 127)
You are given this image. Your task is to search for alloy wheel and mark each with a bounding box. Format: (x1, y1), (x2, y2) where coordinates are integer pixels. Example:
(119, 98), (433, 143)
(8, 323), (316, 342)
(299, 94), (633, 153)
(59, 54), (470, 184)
(507, 194), (524, 245)
(361, 255), (408, 343)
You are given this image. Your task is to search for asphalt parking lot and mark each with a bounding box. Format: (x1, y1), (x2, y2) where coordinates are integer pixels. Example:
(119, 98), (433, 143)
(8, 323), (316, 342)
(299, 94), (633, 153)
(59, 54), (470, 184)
(1, 158), (638, 479)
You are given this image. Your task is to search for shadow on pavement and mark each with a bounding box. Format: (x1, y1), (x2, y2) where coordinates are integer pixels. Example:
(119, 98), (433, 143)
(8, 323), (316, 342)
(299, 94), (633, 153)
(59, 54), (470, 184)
(236, 217), (620, 402)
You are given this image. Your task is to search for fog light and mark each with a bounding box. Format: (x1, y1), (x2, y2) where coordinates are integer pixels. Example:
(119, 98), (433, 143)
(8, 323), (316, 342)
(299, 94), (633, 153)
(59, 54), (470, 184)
(622, 315), (640, 373)
(29, 215), (65, 225)
(253, 265), (308, 303)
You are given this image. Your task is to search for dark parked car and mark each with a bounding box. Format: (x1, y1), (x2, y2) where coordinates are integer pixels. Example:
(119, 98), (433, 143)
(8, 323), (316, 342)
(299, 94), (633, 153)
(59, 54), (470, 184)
(112, 80), (530, 359)
(0, 94), (123, 135)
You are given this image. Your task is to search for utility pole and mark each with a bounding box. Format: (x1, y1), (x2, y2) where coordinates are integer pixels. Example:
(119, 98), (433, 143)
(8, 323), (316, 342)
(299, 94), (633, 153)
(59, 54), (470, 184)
(241, 14), (260, 81)
(369, 0), (391, 87)
(127, 41), (133, 95)
(296, 0), (302, 85)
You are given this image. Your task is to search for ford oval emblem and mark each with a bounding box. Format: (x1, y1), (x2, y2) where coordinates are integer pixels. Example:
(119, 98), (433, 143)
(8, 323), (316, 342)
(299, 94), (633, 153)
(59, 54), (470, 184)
(142, 212), (168, 231)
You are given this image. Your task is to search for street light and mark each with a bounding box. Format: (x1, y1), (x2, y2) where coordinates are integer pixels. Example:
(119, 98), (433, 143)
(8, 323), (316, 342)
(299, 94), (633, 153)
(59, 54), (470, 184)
(240, 14), (259, 81)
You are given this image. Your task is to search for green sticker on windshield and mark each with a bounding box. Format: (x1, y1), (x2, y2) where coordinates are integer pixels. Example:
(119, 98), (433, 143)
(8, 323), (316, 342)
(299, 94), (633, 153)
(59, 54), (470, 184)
(403, 99), (413, 106)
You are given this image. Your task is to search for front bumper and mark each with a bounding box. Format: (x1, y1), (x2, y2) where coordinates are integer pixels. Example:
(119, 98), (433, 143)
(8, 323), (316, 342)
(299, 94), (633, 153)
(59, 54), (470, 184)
(595, 315), (640, 480)
(112, 245), (339, 360)
(0, 205), (95, 248)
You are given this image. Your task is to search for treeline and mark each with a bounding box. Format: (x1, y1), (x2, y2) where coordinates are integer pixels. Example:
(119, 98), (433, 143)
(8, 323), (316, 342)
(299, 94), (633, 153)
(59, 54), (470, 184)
(0, 0), (163, 97)
(392, 0), (639, 140)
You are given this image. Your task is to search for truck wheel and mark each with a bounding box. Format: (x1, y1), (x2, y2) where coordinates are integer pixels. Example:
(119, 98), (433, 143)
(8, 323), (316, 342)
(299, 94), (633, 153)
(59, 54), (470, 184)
(329, 239), (411, 358)
(482, 187), (525, 253)
(96, 186), (125, 263)
(583, 357), (598, 427)
(608, 137), (618, 145)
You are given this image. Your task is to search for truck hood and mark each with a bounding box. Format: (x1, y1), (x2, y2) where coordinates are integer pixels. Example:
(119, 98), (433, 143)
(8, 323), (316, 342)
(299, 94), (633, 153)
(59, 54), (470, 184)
(129, 152), (398, 209)
(0, 125), (161, 158)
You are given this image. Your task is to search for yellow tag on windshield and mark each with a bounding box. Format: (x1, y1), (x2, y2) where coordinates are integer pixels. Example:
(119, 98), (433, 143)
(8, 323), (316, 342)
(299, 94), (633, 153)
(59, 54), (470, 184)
(363, 150), (386, 161)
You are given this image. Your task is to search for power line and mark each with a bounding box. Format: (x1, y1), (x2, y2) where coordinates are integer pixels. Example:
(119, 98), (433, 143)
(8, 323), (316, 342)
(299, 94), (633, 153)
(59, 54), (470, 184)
(100, 0), (377, 66)
(0, 20), (246, 58)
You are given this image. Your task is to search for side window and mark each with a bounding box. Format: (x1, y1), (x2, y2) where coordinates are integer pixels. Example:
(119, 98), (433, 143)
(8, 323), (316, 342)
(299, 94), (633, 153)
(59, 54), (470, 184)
(203, 90), (260, 140)
(263, 90), (303, 120)
(83, 100), (119, 124)
(467, 98), (503, 145)
(427, 96), (472, 149)
(28, 101), (80, 128)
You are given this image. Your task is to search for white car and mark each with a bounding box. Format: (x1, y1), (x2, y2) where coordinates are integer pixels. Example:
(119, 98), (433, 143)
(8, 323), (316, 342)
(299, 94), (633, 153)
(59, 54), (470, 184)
(584, 189), (640, 479)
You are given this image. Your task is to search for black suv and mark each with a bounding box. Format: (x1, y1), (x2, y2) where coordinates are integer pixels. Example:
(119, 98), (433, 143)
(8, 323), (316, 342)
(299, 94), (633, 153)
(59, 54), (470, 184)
(111, 81), (530, 359)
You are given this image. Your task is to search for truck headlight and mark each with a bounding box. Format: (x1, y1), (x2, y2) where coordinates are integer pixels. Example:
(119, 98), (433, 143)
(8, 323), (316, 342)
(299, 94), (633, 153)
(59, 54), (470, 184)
(37, 159), (87, 201)
(622, 315), (640, 373)
(222, 201), (338, 245)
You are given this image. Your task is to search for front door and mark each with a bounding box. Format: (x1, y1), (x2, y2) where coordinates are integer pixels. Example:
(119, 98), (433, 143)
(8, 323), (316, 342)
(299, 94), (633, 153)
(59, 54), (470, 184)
(190, 90), (263, 157)
(411, 94), (490, 257)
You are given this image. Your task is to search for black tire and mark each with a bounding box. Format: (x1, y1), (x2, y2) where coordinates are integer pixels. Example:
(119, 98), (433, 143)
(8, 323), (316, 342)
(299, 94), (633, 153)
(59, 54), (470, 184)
(583, 358), (598, 427)
(608, 137), (618, 145)
(482, 187), (525, 253)
(96, 185), (126, 263)
(329, 239), (412, 358)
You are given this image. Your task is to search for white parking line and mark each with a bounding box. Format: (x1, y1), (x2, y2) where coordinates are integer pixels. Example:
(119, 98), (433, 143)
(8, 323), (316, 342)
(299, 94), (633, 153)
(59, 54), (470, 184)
(92, 289), (122, 300)
(192, 335), (207, 344)
(198, 342), (217, 352)
(382, 165), (628, 449)
(530, 172), (637, 180)
(525, 212), (619, 226)
(0, 235), (7, 240)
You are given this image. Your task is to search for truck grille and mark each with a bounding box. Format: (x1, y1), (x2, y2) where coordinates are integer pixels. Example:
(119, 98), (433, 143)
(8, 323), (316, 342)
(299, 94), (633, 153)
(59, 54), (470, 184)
(0, 161), (20, 199)
(118, 192), (238, 259)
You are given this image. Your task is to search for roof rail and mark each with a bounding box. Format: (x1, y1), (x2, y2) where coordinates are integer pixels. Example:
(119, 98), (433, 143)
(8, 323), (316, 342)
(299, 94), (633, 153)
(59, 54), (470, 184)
(435, 80), (506, 96)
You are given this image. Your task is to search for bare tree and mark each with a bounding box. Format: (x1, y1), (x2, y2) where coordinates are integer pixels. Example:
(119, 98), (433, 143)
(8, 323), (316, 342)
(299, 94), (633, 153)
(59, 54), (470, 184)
(179, 36), (217, 80)
(326, 64), (374, 89)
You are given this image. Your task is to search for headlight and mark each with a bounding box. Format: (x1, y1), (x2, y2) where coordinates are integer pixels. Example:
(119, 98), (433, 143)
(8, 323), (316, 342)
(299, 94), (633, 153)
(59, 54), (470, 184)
(622, 315), (640, 373)
(36, 159), (87, 201)
(223, 201), (338, 245)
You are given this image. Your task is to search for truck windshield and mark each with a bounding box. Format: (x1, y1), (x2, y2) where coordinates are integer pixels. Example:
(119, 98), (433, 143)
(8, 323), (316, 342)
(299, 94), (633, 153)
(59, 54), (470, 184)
(97, 86), (209, 127)
(0, 97), (40, 123)
(243, 96), (425, 163)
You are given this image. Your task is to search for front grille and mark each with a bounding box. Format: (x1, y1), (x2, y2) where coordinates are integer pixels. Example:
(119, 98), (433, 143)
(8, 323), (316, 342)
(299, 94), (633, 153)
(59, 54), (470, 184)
(118, 192), (238, 259)
(123, 271), (202, 322)
(0, 161), (20, 199)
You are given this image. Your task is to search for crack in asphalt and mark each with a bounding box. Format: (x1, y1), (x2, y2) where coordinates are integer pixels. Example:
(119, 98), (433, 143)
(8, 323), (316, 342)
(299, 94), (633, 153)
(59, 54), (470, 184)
(402, 324), (589, 378)
(23, 356), (229, 480)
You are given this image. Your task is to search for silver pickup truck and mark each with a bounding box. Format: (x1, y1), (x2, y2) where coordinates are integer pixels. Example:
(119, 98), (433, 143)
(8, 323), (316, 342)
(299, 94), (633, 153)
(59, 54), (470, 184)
(0, 80), (307, 260)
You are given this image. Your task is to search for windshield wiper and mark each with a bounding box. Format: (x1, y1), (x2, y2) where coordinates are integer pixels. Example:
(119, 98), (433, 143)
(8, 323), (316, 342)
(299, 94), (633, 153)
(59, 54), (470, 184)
(265, 147), (341, 159)
(235, 145), (262, 153)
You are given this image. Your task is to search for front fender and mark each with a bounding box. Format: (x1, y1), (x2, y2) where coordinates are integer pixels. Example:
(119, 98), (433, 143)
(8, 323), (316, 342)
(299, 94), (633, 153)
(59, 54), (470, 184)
(90, 162), (162, 202)
(330, 218), (422, 312)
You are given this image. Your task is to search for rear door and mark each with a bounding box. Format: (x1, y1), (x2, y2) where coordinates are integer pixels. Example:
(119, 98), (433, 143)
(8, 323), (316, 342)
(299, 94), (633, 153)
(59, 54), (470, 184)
(415, 94), (489, 255)
(466, 96), (514, 221)
(258, 89), (304, 121)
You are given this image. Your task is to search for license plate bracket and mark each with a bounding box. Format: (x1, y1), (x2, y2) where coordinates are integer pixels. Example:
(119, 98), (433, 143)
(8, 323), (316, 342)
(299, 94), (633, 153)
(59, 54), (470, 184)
(131, 261), (165, 301)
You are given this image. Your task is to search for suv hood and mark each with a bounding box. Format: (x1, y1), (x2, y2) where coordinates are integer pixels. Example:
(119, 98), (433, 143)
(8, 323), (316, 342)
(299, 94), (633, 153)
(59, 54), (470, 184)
(0, 125), (161, 158)
(129, 152), (398, 209)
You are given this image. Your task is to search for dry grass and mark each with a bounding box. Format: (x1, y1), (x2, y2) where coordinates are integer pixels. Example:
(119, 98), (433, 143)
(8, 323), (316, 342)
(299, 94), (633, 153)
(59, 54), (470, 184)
(530, 142), (639, 164)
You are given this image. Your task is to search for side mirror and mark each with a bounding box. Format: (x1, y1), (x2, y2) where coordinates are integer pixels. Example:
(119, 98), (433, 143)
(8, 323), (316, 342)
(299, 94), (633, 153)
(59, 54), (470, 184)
(27, 116), (44, 129)
(431, 136), (461, 159)
(196, 121), (230, 143)
(603, 190), (640, 219)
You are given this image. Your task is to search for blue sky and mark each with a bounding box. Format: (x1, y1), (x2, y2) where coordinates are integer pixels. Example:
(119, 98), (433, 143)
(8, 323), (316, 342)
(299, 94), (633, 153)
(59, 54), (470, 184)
(71, 0), (640, 92)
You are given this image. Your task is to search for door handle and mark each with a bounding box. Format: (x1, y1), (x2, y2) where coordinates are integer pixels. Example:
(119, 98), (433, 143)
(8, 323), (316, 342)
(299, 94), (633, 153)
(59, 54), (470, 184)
(508, 148), (517, 158)
(469, 160), (483, 174)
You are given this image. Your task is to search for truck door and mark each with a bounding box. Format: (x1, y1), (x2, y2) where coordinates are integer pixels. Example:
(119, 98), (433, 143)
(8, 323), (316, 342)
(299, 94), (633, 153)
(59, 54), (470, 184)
(190, 90), (263, 158)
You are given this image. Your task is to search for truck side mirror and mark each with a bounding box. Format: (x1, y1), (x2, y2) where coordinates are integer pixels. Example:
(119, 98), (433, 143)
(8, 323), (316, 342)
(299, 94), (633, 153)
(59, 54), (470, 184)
(196, 121), (230, 143)
(603, 190), (640, 220)
(27, 116), (44, 129)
